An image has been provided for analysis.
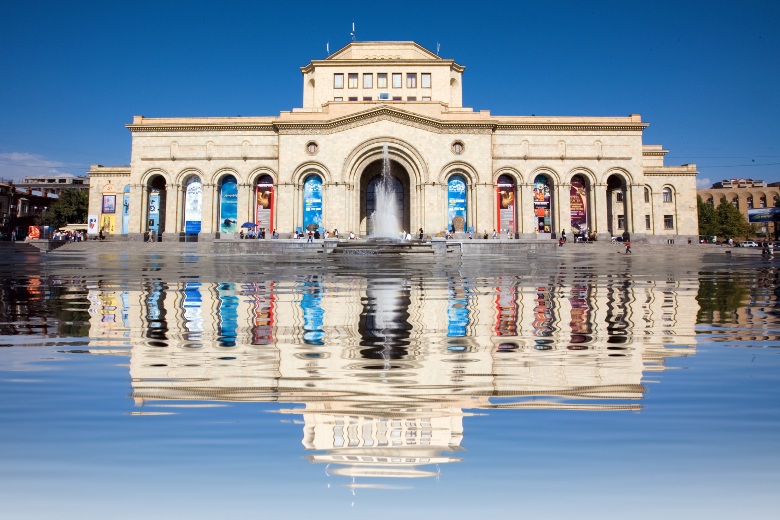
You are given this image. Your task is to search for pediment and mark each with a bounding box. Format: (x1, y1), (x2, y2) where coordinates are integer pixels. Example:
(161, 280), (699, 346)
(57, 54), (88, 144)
(275, 105), (493, 135)
(327, 41), (441, 61)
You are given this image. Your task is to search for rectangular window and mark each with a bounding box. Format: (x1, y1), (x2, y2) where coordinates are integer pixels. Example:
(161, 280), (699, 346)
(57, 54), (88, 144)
(392, 73), (402, 88)
(334, 97), (343, 102)
(392, 96), (402, 101)
(664, 215), (674, 229)
(348, 73), (358, 88)
(334, 73), (344, 89)
(363, 96), (372, 101)
(407, 73), (417, 88)
(377, 73), (387, 88)
(644, 189), (650, 203)
(617, 215), (625, 229)
(616, 191), (624, 202)
(407, 96), (417, 101)
(363, 73), (373, 88)
(645, 215), (651, 230)
(348, 96), (358, 102)
(421, 73), (431, 88)
(422, 96), (431, 101)
(378, 92), (389, 100)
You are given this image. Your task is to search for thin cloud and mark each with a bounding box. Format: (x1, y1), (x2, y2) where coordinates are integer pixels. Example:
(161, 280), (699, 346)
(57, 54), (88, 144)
(0, 153), (73, 182)
(696, 177), (712, 189)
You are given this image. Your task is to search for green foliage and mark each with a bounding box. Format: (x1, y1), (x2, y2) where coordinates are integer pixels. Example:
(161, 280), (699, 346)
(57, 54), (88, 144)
(696, 274), (749, 324)
(39, 189), (89, 229)
(715, 197), (752, 239)
(697, 195), (717, 237)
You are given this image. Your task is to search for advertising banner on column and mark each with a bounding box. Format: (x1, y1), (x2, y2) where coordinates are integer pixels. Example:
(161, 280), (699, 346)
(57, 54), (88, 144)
(122, 192), (130, 235)
(219, 177), (237, 234)
(303, 176), (322, 232)
(448, 176), (467, 231)
(256, 183), (274, 233)
(184, 177), (202, 234)
(570, 176), (588, 234)
(148, 191), (160, 233)
(533, 176), (551, 233)
(497, 180), (515, 234)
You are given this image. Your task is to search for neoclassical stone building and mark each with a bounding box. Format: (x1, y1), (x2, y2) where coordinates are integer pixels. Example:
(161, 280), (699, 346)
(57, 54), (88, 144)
(87, 41), (698, 242)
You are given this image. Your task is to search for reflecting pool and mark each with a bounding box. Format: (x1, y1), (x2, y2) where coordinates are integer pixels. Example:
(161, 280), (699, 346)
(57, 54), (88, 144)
(1, 247), (779, 519)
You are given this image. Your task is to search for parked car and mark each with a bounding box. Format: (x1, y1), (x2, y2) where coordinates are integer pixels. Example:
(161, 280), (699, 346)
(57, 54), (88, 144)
(740, 241), (759, 247)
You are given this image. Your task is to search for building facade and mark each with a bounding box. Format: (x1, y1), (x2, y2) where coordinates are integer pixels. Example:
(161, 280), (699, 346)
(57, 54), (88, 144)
(88, 42), (698, 243)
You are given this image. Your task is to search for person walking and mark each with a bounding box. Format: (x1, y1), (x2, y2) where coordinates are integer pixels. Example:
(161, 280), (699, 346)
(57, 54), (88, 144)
(307, 229), (313, 243)
(625, 240), (632, 254)
(418, 228), (423, 240)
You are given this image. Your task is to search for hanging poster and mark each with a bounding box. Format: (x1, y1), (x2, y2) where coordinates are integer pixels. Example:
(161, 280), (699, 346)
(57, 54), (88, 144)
(497, 175), (515, 235)
(448, 176), (467, 232)
(121, 190), (130, 235)
(303, 176), (322, 232)
(256, 182), (274, 233)
(148, 191), (160, 234)
(219, 176), (238, 234)
(570, 176), (588, 234)
(533, 175), (551, 233)
(87, 215), (99, 236)
(184, 177), (202, 234)
(102, 195), (116, 214)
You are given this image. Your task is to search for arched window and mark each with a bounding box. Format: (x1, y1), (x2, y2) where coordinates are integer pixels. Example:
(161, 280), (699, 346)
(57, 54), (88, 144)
(760, 195), (767, 208)
(732, 196), (739, 208)
(644, 187), (650, 203)
(662, 187), (673, 203)
(707, 196), (714, 205)
(774, 195), (780, 207)
(219, 175), (238, 234)
(747, 196), (754, 209)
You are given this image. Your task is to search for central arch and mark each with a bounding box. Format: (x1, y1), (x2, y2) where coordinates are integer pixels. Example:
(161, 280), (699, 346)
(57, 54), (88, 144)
(359, 159), (411, 235)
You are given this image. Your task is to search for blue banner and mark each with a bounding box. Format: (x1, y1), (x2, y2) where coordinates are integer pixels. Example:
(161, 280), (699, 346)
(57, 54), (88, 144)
(220, 176), (238, 234)
(303, 175), (323, 232)
(448, 176), (467, 231)
(184, 177), (202, 234)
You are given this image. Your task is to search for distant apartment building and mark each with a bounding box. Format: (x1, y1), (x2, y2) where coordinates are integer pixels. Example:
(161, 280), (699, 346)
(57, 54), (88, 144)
(15, 174), (89, 196)
(698, 178), (780, 217)
(0, 177), (61, 239)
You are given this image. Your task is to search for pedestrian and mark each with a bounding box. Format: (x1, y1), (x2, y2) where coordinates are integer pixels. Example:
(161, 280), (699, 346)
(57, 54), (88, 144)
(334, 229), (339, 239)
(483, 230), (488, 239)
(418, 228), (423, 240)
(272, 229), (278, 239)
(11, 230), (16, 242)
(559, 237), (564, 247)
(491, 229), (497, 239)
(625, 240), (632, 254)
(99, 228), (104, 241)
(307, 229), (313, 243)
(561, 229), (566, 243)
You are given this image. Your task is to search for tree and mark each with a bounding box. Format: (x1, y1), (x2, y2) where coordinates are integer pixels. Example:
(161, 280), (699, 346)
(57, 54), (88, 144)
(697, 195), (717, 238)
(714, 197), (752, 240)
(39, 189), (88, 229)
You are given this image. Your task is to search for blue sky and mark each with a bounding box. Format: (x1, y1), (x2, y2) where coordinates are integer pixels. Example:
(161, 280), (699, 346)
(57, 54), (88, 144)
(1, 1), (779, 187)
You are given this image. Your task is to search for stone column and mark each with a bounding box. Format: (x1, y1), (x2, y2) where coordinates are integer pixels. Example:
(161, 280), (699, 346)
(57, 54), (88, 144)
(594, 183), (610, 241)
(201, 183), (216, 236)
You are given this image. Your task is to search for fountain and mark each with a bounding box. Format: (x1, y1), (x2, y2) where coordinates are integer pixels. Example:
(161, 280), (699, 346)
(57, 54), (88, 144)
(369, 145), (400, 238)
(330, 144), (435, 257)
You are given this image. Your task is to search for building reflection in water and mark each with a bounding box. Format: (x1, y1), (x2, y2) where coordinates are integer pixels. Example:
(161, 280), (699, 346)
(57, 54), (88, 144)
(85, 271), (700, 484)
